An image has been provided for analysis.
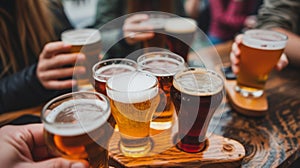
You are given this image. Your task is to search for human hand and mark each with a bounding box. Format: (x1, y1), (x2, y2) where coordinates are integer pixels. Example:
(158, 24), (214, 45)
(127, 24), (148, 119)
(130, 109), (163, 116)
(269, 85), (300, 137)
(0, 124), (89, 168)
(230, 34), (289, 74)
(123, 14), (155, 45)
(37, 41), (86, 90)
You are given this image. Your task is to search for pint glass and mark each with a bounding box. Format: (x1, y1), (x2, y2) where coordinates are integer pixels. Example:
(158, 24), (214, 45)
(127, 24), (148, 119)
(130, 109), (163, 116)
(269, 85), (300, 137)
(137, 51), (186, 130)
(42, 91), (113, 168)
(92, 58), (138, 96)
(61, 29), (101, 91)
(139, 14), (170, 50)
(165, 18), (197, 62)
(106, 71), (160, 157)
(236, 29), (287, 97)
(171, 68), (224, 153)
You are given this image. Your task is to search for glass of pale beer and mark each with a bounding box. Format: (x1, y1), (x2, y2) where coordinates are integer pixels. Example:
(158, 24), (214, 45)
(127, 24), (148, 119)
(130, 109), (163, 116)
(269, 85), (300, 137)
(92, 58), (138, 96)
(164, 17), (197, 62)
(106, 71), (160, 157)
(42, 91), (113, 168)
(61, 29), (101, 91)
(236, 29), (287, 97)
(171, 67), (224, 153)
(137, 51), (186, 130)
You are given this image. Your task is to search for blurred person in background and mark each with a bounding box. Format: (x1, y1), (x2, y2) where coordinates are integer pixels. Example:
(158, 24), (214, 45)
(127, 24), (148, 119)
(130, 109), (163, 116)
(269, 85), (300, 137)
(230, 0), (300, 74)
(185, 0), (262, 44)
(0, 0), (85, 115)
(91, 0), (186, 59)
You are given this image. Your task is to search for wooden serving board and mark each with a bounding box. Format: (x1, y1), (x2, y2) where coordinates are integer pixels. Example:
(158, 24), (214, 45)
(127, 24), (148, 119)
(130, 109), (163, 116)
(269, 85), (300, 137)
(225, 79), (268, 117)
(109, 121), (245, 168)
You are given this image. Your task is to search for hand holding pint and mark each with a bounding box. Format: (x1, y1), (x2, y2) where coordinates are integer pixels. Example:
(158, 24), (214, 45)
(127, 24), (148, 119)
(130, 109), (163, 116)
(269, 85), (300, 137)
(235, 29), (287, 97)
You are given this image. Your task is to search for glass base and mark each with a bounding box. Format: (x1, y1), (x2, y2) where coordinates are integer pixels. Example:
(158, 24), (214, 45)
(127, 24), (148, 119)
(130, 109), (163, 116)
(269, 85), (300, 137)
(150, 121), (172, 130)
(176, 139), (207, 153)
(119, 139), (152, 157)
(235, 85), (264, 98)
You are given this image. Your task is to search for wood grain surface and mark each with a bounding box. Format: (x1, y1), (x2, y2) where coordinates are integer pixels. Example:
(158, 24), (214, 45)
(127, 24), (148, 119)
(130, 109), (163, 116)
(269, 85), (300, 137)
(109, 121), (246, 168)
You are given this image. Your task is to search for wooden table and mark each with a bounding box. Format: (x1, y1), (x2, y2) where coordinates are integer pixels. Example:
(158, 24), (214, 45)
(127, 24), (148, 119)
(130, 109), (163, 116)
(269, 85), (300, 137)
(1, 41), (299, 167)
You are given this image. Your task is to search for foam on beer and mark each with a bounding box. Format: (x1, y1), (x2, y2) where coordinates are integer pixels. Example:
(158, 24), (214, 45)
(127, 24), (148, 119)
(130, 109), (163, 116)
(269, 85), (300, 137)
(106, 72), (158, 103)
(61, 29), (101, 46)
(243, 29), (287, 50)
(164, 18), (197, 34)
(44, 99), (109, 136)
(94, 64), (137, 82)
(173, 69), (223, 96)
(138, 55), (185, 76)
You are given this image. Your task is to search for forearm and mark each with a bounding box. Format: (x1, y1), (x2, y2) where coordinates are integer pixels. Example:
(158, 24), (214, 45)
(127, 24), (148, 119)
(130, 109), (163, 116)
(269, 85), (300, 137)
(272, 28), (300, 67)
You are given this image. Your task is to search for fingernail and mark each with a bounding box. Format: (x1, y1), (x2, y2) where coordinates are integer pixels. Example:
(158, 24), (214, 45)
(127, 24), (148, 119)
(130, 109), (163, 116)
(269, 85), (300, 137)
(71, 162), (86, 168)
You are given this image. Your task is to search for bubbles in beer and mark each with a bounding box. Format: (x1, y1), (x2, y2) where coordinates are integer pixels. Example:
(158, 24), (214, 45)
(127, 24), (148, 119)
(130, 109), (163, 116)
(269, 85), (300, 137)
(173, 69), (223, 96)
(44, 99), (109, 136)
(94, 64), (137, 82)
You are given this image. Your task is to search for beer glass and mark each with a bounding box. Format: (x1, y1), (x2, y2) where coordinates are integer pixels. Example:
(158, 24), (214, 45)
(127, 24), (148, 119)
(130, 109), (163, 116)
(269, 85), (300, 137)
(165, 17), (197, 62)
(139, 14), (170, 50)
(106, 71), (160, 157)
(42, 91), (113, 168)
(92, 58), (138, 95)
(137, 51), (186, 130)
(236, 29), (287, 97)
(171, 67), (224, 153)
(61, 29), (101, 91)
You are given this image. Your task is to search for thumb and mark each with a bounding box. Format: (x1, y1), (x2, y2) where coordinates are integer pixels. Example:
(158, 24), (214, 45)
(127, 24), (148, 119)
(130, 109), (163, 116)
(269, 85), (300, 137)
(32, 158), (89, 168)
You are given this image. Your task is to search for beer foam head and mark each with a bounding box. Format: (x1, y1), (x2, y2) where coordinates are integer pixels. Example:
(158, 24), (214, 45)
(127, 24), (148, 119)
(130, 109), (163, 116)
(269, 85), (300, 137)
(94, 64), (137, 82)
(61, 29), (101, 45)
(137, 52), (185, 76)
(106, 71), (158, 103)
(243, 29), (287, 50)
(140, 17), (166, 30)
(44, 99), (110, 136)
(173, 68), (224, 96)
(165, 18), (197, 34)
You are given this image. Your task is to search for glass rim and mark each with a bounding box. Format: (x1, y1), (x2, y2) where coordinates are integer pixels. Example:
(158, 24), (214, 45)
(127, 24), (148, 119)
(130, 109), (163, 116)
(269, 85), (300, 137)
(173, 67), (224, 96)
(105, 71), (158, 94)
(61, 28), (101, 45)
(92, 58), (138, 81)
(41, 91), (110, 126)
(243, 29), (288, 50)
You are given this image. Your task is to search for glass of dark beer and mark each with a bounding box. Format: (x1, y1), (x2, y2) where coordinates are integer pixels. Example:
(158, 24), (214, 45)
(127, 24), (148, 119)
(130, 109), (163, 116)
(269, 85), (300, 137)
(137, 51), (186, 130)
(92, 58), (138, 96)
(139, 13), (170, 51)
(165, 17), (197, 62)
(171, 67), (224, 153)
(42, 91), (113, 168)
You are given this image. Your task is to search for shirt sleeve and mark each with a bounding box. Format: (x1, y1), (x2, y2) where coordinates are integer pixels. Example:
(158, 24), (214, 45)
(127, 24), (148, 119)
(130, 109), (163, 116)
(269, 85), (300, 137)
(256, 0), (300, 33)
(0, 64), (70, 114)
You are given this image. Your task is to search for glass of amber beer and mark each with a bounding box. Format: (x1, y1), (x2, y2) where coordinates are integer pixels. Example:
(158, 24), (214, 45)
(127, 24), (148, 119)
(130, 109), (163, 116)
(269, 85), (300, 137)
(92, 58), (138, 95)
(236, 29), (287, 97)
(137, 51), (186, 130)
(164, 17), (197, 62)
(171, 67), (224, 153)
(42, 91), (113, 168)
(106, 71), (160, 157)
(61, 29), (101, 91)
